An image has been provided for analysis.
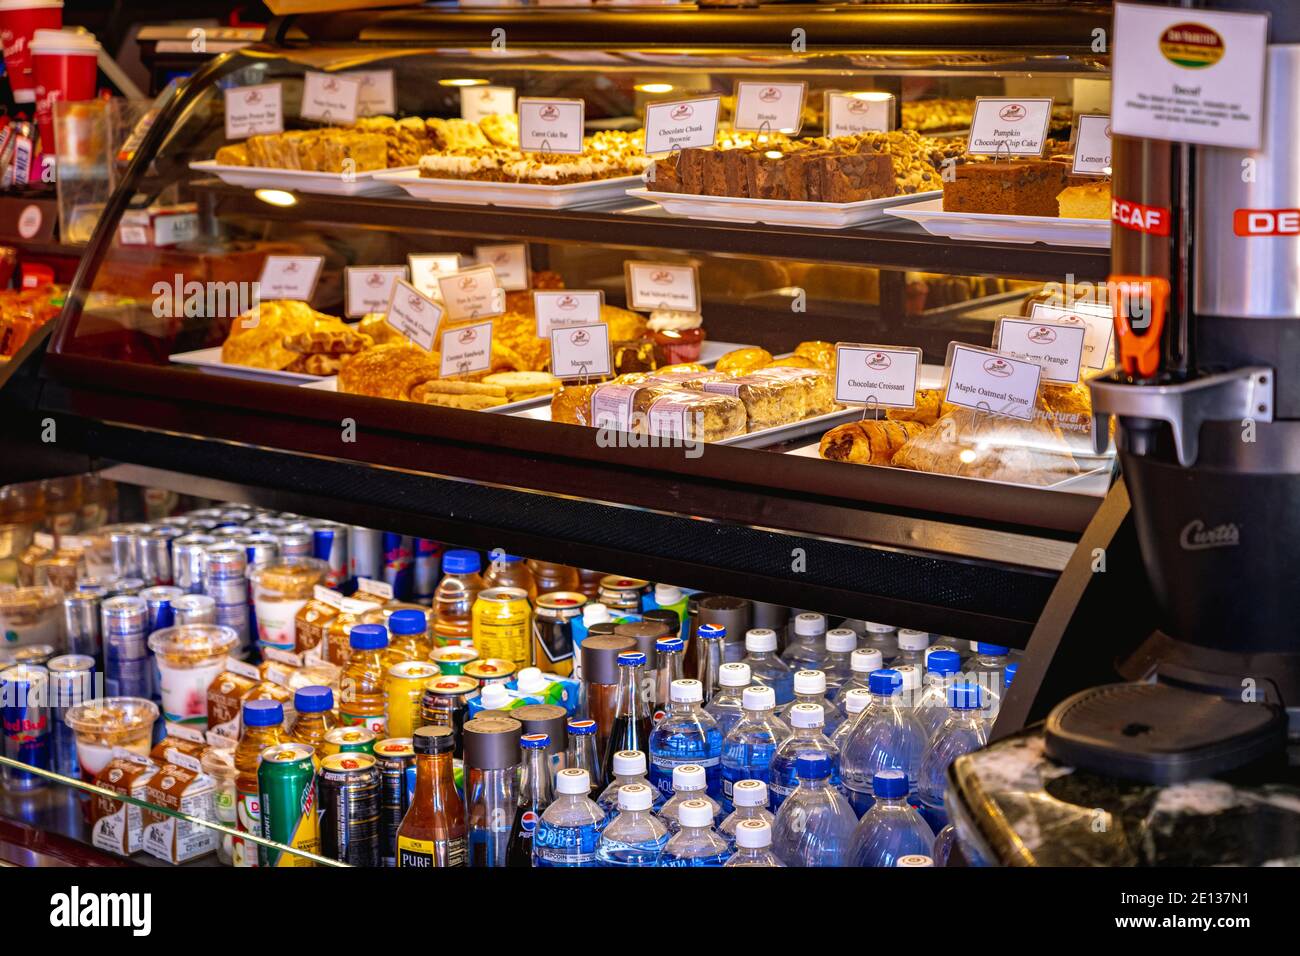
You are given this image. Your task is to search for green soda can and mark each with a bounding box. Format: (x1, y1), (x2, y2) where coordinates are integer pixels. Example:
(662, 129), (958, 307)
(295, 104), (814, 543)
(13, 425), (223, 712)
(258, 742), (320, 866)
(430, 645), (478, 676)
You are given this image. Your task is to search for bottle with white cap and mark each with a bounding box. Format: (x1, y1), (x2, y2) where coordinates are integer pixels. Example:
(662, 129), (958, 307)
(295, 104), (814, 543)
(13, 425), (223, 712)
(772, 753), (857, 867)
(596, 749), (663, 817)
(647, 678), (721, 799)
(781, 612), (828, 669)
(595, 782), (670, 867)
(838, 669), (926, 816)
(822, 628), (857, 696)
(893, 663), (923, 711)
(723, 818), (785, 867)
(719, 778), (776, 844)
(896, 854), (935, 867)
(767, 702), (840, 812)
(777, 669), (843, 737)
(472, 681), (516, 716)
(703, 661), (751, 740)
(915, 649), (963, 740)
(835, 648), (885, 715)
(829, 687), (874, 750)
(533, 767), (605, 867)
(849, 769), (934, 867)
(659, 797), (732, 867)
(657, 763), (722, 833)
(894, 629), (931, 668)
(861, 621), (900, 663)
(719, 684), (790, 812)
(741, 628), (793, 704)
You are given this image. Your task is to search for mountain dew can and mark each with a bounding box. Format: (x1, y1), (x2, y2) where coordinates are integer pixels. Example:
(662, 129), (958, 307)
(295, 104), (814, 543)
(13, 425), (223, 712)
(258, 743), (319, 866)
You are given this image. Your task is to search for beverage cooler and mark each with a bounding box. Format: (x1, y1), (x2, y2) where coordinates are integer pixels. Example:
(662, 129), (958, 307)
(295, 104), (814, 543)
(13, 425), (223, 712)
(0, 1), (1289, 873)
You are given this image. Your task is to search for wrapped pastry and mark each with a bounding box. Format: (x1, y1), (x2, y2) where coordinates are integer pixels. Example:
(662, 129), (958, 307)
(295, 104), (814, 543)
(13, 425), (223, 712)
(752, 367), (834, 418)
(703, 373), (806, 432)
(644, 368), (728, 390)
(890, 407), (1081, 486)
(551, 373), (653, 426)
(764, 355), (819, 370)
(714, 346), (773, 376)
(644, 389), (746, 443)
(820, 420), (926, 465)
(337, 343), (443, 401)
(588, 379), (675, 431)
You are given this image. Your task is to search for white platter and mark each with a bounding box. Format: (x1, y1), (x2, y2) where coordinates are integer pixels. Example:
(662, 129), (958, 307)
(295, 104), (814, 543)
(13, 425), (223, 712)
(884, 198), (1111, 248)
(299, 376), (552, 414)
(170, 346), (327, 384)
(373, 169), (643, 208)
(627, 186), (942, 228)
(189, 160), (416, 197)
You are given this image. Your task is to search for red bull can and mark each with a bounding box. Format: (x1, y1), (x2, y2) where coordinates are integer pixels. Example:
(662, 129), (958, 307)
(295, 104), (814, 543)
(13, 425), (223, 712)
(172, 533), (216, 594)
(382, 533), (414, 602)
(140, 585), (184, 634)
(1, 664), (50, 790)
(277, 531), (314, 561)
(310, 522), (349, 589)
(413, 539), (441, 605)
(47, 655), (94, 778)
(349, 527), (383, 583)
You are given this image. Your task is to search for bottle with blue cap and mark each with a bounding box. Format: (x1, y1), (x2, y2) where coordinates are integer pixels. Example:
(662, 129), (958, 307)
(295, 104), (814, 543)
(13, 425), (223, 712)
(340, 622), (390, 736)
(781, 612), (828, 669)
(387, 608), (431, 662)
(719, 685), (790, 812)
(915, 649), (963, 740)
(704, 661), (751, 740)
(597, 749), (664, 816)
(652, 635), (686, 723)
(648, 678), (722, 799)
(777, 669), (843, 737)
(834, 648), (884, 715)
(507, 732), (555, 867)
(658, 763), (722, 833)
(917, 682), (987, 829)
(741, 628), (794, 704)
(534, 767), (604, 867)
(288, 684), (337, 753)
(849, 769), (935, 867)
(969, 643), (1011, 726)
(838, 668), (926, 816)
(434, 549), (485, 645)
(718, 778), (776, 844)
(600, 652), (652, 784)
(565, 718), (604, 795)
(596, 782), (670, 866)
(659, 797), (732, 867)
(829, 688), (873, 750)
(234, 698), (286, 868)
(723, 818), (784, 867)
(821, 628), (857, 698)
(772, 753), (857, 867)
(767, 702), (840, 811)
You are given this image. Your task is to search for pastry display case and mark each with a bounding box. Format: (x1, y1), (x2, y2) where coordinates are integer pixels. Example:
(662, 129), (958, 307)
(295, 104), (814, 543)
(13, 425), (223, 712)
(11, 2), (1118, 651)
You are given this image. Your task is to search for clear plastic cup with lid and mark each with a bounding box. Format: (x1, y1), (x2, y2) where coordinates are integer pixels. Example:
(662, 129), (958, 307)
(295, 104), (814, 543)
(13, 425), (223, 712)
(63, 696), (159, 780)
(248, 557), (328, 652)
(148, 624), (239, 727)
(200, 746), (237, 865)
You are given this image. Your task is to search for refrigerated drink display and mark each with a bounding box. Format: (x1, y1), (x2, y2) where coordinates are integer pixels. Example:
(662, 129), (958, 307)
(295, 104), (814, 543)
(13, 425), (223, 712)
(595, 782), (669, 867)
(772, 754), (857, 868)
(648, 679), (722, 799)
(719, 685), (790, 812)
(768, 703), (840, 812)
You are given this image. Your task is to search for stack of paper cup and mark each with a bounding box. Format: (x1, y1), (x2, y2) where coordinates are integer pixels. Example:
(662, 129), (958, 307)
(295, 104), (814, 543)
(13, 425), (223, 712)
(29, 26), (98, 150)
(0, 0), (62, 104)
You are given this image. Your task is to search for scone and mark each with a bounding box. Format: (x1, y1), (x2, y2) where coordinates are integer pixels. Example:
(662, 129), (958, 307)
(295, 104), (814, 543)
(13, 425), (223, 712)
(714, 346), (773, 376)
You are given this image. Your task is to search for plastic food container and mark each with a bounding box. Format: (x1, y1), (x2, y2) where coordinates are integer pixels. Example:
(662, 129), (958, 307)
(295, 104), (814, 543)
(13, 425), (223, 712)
(0, 585), (63, 650)
(200, 746), (237, 865)
(62, 696), (159, 781)
(147, 624), (239, 726)
(248, 557), (327, 652)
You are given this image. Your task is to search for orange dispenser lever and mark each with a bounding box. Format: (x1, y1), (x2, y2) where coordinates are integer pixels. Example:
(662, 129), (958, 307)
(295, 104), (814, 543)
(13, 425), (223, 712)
(1107, 275), (1171, 379)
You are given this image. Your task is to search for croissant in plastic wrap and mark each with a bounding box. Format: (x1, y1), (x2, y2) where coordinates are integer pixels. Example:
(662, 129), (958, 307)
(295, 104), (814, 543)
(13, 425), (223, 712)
(820, 420), (927, 465)
(889, 406), (1082, 486)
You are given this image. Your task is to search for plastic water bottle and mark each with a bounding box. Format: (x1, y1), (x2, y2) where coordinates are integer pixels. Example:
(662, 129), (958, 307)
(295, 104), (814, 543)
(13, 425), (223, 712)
(772, 754), (857, 867)
(658, 764), (722, 833)
(704, 662), (751, 741)
(915, 649), (963, 741)
(838, 669), (926, 816)
(861, 621), (899, 663)
(849, 770), (934, 867)
(924, 643), (961, 669)
(987, 662), (1018, 729)
(778, 670), (842, 737)
(969, 644), (1010, 728)
(894, 630), (931, 669)
(894, 664), (923, 714)
(781, 612), (828, 669)
(835, 649), (884, 716)
(822, 629), (856, 698)
(719, 779), (776, 845)
(659, 798), (732, 867)
(648, 678), (722, 799)
(724, 819), (785, 867)
(596, 782), (669, 866)
(917, 682), (987, 829)
(534, 768), (605, 867)
(768, 703), (839, 811)
(597, 749), (664, 818)
(933, 823), (958, 866)
(742, 628), (794, 704)
(720, 685), (790, 811)
(829, 688), (873, 750)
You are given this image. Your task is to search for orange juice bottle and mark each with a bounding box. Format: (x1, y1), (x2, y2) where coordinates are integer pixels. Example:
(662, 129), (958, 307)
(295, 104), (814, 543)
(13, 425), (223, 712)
(386, 608), (432, 662)
(483, 551), (537, 601)
(288, 685), (337, 756)
(234, 698), (286, 867)
(434, 550), (485, 645)
(340, 623), (389, 736)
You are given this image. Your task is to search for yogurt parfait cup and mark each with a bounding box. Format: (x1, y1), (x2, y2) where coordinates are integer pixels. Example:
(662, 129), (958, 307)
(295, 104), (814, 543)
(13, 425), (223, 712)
(63, 696), (159, 781)
(147, 624), (239, 726)
(249, 557), (327, 653)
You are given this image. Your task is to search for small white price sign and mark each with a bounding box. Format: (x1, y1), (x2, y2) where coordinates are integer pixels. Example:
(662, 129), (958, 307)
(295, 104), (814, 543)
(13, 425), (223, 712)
(384, 279), (443, 352)
(440, 321), (494, 379)
(824, 91), (894, 136)
(624, 261), (699, 313)
(437, 265), (505, 322)
(967, 97), (1053, 157)
(300, 71), (362, 124)
(732, 81), (807, 134)
(461, 86), (516, 122)
(346, 70), (396, 117)
(550, 323), (612, 380)
(345, 265), (406, 318)
(943, 343), (1042, 421)
(518, 97), (585, 155)
(643, 96), (722, 156)
(833, 344), (921, 409)
(534, 290), (604, 336)
(995, 317), (1087, 385)
(407, 253), (462, 299)
(474, 243), (530, 292)
(1071, 114), (1112, 176)
(257, 255), (323, 301)
(224, 83), (283, 139)
(1029, 300), (1115, 370)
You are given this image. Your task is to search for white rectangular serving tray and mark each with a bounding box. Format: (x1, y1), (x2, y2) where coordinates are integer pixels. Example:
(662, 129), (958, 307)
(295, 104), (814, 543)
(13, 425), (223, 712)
(189, 159), (415, 197)
(626, 186), (941, 228)
(373, 169), (643, 208)
(170, 346), (327, 384)
(885, 198), (1111, 248)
